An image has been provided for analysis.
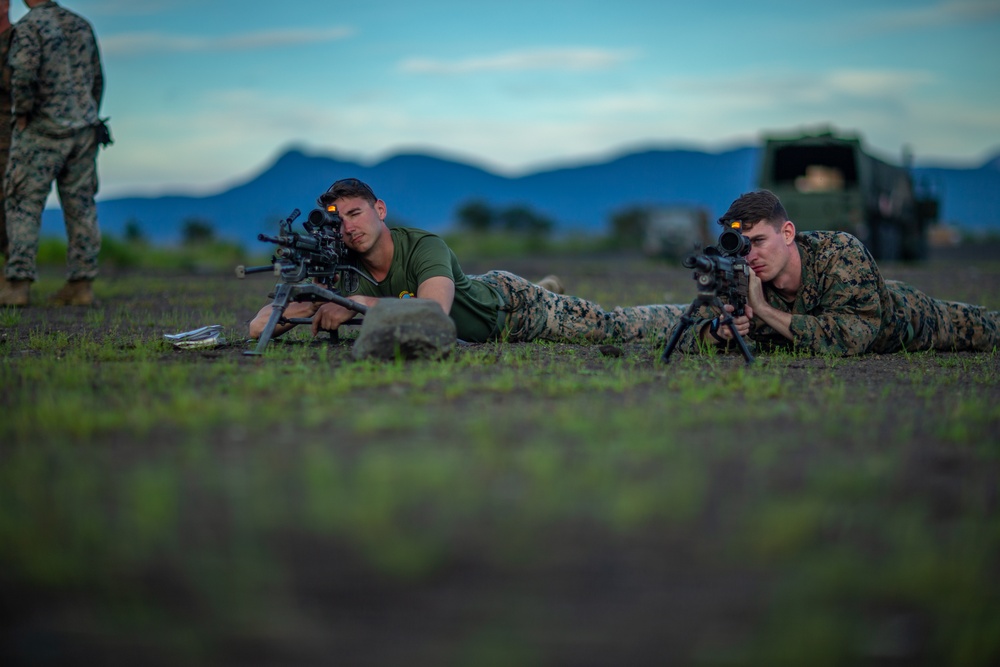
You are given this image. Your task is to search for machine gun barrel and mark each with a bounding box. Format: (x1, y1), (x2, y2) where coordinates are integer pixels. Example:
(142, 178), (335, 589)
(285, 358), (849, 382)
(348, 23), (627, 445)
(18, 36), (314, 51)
(235, 264), (277, 279)
(262, 231), (322, 253)
(683, 254), (715, 274)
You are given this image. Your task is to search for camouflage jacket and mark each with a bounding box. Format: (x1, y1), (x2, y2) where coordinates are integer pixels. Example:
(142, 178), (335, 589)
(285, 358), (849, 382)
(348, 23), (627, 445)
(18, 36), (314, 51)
(676, 231), (913, 356)
(9, 1), (103, 136)
(0, 25), (12, 148)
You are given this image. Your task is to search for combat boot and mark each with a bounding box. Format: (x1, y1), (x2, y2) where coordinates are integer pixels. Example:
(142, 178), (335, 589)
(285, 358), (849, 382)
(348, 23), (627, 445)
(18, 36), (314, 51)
(0, 279), (30, 307)
(49, 279), (95, 306)
(537, 274), (565, 294)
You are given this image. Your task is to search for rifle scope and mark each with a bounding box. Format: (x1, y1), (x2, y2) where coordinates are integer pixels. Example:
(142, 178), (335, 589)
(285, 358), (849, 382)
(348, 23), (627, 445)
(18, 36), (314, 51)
(718, 228), (751, 257)
(307, 207), (342, 230)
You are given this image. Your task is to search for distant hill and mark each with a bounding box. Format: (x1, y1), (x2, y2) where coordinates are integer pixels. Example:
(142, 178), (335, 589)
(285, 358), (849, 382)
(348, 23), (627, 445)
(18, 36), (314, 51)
(912, 160), (1000, 231)
(41, 144), (1000, 247)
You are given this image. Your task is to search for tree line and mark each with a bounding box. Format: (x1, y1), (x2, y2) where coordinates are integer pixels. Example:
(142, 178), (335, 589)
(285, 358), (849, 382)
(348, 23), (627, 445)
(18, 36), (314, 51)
(120, 201), (680, 253)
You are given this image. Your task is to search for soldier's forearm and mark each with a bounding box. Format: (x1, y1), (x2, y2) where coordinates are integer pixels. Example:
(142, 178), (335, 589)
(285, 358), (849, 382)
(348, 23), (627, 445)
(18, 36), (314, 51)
(754, 303), (794, 341)
(10, 81), (36, 117)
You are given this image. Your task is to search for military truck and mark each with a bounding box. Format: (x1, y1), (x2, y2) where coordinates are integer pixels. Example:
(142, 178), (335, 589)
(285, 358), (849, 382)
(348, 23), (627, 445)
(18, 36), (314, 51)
(641, 205), (711, 261)
(757, 127), (939, 261)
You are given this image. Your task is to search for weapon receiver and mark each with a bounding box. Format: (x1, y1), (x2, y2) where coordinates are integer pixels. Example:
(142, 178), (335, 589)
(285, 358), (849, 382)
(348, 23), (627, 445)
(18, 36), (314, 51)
(237, 206), (375, 356)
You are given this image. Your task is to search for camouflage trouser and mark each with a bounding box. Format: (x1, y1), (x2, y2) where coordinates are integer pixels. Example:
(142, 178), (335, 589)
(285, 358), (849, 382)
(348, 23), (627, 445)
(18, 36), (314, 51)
(4, 125), (100, 282)
(0, 140), (7, 262)
(473, 270), (684, 344)
(889, 280), (1000, 352)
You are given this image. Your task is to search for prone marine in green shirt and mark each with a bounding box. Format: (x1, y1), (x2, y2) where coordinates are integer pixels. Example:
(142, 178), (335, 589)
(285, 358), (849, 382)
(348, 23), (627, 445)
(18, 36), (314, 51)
(250, 178), (688, 345)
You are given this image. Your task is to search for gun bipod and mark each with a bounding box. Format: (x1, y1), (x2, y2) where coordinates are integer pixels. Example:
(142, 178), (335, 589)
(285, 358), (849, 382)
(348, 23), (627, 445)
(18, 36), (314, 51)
(660, 294), (754, 365)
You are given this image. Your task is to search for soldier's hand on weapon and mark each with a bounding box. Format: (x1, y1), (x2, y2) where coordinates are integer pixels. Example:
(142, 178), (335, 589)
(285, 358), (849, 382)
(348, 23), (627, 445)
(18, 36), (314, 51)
(248, 300), (320, 339)
(290, 300), (323, 317)
(731, 306), (753, 337)
(311, 301), (360, 336)
(700, 304), (753, 344)
(310, 294), (377, 335)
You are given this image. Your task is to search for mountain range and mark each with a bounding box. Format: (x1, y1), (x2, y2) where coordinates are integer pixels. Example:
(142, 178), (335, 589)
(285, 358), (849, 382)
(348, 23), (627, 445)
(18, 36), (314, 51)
(41, 144), (1000, 248)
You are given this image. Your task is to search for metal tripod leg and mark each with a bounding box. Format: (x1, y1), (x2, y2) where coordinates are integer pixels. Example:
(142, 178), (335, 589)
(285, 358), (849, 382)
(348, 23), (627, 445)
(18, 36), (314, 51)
(244, 283), (295, 356)
(660, 301), (701, 364)
(717, 312), (755, 365)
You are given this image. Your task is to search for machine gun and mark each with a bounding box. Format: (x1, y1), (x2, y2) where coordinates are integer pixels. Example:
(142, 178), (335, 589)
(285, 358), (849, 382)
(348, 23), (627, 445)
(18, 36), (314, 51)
(236, 206), (375, 356)
(660, 226), (755, 365)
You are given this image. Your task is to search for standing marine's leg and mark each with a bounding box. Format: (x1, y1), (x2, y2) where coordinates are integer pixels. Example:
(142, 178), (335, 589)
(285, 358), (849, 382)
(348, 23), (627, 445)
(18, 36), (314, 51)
(3, 129), (66, 283)
(475, 270), (683, 343)
(55, 127), (101, 282)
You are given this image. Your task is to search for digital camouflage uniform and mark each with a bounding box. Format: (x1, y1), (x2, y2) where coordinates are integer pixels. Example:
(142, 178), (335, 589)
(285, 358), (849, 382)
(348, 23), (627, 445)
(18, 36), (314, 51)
(0, 22), (13, 263)
(4, 0), (103, 283)
(674, 231), (1000, 356)
(348, 226), (684, 344)
(475, 270), (684, 344)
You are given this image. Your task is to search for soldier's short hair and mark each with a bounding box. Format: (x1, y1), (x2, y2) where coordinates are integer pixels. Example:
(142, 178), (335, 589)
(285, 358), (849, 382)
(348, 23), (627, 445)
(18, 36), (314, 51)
(318, 178), (378, 207)
(718, 190), (788, 231)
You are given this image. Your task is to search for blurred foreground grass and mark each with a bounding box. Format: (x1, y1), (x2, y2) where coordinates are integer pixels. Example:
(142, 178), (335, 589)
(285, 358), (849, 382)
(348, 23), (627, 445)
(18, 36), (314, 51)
(1, 247), (999, 667)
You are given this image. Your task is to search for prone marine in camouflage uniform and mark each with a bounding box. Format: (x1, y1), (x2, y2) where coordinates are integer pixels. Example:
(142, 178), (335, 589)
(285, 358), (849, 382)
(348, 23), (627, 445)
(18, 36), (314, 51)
(674, 190), (1000, 356)
(0, 0), (105, 307)
(249, 178), (686, 345)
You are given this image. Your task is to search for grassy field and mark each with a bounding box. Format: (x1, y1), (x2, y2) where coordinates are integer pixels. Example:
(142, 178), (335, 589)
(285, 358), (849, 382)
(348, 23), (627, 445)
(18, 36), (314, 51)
(2, 245), (999, 667)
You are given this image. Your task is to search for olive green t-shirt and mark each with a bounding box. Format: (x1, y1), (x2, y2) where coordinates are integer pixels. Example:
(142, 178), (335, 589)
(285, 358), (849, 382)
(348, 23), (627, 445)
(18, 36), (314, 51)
(347, 227), (502, 342)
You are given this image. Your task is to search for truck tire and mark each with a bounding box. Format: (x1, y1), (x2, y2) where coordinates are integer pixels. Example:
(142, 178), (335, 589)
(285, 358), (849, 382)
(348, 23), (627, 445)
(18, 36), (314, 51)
(873, 223), (902, 262)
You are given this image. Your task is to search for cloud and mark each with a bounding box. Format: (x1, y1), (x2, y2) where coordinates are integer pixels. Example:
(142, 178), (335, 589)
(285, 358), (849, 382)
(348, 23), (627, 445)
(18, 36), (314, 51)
(665, 68), (936, 110)
(86, 0), (191, 15)
(865, 0), (1000, 31)
(399, 47), (638, 75)
(102, 27), (354, 56)
(826, 70), (937, 96)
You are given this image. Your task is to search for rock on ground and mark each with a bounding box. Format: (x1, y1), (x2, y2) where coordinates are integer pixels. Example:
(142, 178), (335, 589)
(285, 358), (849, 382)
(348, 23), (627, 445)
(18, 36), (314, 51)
(351, 299), (456, 360)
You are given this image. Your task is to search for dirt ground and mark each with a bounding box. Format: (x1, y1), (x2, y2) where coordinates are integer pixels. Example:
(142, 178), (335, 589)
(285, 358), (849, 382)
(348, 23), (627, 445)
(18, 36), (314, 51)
(2, 241), (1000, 667)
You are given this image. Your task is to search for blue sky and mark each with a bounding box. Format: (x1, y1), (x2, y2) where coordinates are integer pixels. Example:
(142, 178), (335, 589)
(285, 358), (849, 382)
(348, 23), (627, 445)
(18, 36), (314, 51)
(12, 0), (1000, 199)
